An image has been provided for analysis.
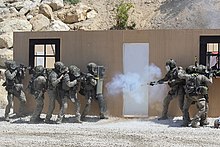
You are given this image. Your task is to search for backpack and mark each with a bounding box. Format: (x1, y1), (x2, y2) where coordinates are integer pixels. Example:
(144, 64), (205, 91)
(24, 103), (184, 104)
(185, 74), (198, 95)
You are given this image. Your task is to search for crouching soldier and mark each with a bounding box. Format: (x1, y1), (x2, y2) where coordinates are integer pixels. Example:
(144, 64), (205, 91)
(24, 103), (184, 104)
(29, 65), (47, 123)
(4, 60), (27, 121)
(178, 65), (212, 128)
(80, 62), (108, 120)
(57, 65), (82, 123)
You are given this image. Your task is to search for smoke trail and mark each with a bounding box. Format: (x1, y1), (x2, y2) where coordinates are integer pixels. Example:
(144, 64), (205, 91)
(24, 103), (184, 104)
(106, 63), (168, 104)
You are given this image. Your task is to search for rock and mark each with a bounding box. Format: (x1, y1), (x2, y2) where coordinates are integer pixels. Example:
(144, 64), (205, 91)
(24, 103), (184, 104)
(86, 9), (97, 19)
(0, 48), (13, 67)
(39, 3), (54, 20)
(30, 14), (50, 31)
(40, 20), (70, 31)
(0, 32), (13, 49)
(41, 0), (64, 11)
(0, 17), (32, 32)
(0, 79), (7, 109)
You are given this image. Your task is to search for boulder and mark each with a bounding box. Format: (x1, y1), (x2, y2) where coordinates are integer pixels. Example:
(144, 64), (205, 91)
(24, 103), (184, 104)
(30, 14), (50, 31)
(0, 16), (32, 32)
(0, 32), (13, 49)
(0, 48), (13, 67)
(40, 20), (70, 31)
(41, 0), (64, 11)
(87, 9), (98, 19)
(39, 3), (54, 20)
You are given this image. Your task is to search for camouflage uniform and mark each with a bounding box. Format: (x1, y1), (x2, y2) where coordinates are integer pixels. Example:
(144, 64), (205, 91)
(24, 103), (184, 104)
(29, 65), (47, 123)
(178, 71), (212, 128)
(57, 65), (82, 123)
(81, 63), (107, 120)
(45, 62), (64, 123)
(4, 60), (26, 121)
(158, 59), (185, 120)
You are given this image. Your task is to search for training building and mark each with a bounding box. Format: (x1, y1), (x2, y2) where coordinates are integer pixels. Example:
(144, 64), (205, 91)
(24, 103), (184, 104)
(13, 30), (220, 117)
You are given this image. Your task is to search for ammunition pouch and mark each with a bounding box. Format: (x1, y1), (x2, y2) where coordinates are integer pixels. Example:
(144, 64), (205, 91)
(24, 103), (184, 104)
(196, 86), (208, 95)
(14, 84), (23, 92)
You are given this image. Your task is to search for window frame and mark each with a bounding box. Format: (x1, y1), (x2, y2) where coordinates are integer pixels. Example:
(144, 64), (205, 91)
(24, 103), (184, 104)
(200, 36), (220, 70)
(29, 39), (60, 68)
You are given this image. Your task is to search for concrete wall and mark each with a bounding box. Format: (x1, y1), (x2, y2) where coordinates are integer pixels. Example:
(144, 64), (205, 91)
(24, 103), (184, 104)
(13, 30), (220, 117)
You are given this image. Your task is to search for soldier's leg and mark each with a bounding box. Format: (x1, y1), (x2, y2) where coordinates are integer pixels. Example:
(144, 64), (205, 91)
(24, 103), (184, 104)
(200, 101), (209, 126)
(45, 90), (56, 122)
(182, 97), (193, 127)
(191, 99), (206, 128)
(4, 93), (13, 121)
(81, 95), (92, 120)
(30, 93), (44, 123)
(97, 94), (108, 119)
(158, 92), (173, 120)
(70, 92), (82, 123)
(57, 96), (68, 124)
(17, 90), (27, 117)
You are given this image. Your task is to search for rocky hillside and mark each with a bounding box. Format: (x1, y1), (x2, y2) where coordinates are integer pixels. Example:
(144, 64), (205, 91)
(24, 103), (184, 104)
(0, 0), (220, 107)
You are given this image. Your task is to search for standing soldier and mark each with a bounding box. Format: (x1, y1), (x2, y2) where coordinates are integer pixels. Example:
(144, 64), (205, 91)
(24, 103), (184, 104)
(4, 60), (27, 121)
(178, 65), (212, 128)
(150, 59), (185, 120)
(45, 61), (65, 123)
(57, 65), (82, 123)
(80, 62), (108, 120)
(29, 65), (47, 123)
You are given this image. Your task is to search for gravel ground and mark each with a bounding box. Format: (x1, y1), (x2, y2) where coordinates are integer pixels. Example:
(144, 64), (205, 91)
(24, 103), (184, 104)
(0, 109), (220, 147)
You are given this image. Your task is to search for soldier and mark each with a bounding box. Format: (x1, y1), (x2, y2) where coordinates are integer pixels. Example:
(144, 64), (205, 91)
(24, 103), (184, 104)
(151, 59), (185, 120)
(56, 65), (82, 123)
(4, 60), (27, 121)
(29, 65), (47, 123)
(80, 62), (108, 120)
(178, 65), (212, 128)
(45, 61), (65, 123)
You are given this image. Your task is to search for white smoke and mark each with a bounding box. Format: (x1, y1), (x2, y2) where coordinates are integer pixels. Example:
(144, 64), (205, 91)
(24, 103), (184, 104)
(106, 63), (168, 104)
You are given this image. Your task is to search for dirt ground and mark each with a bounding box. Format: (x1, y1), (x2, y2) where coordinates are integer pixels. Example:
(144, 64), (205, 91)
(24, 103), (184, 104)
(0, 109), (220, 147)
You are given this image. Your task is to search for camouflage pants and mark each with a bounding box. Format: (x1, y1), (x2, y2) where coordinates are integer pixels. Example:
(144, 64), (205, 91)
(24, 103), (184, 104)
(161, 88), (185, 118)
(5, 90), (26, 118)
(183, 95), (206, 127)
(57, 90), (81, 122)
(81, 93), (107, 118)
(30, 92), (44, 122)
(45, 89), (61, 121)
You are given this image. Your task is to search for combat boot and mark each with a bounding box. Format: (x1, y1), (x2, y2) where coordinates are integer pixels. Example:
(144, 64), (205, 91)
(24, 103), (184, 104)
(75, 114), (82, 123)
(4, 116), (10, 122)
(100, 113), (108, 119)
(191, 120), (200, 128)
(158, 115), (168, 120)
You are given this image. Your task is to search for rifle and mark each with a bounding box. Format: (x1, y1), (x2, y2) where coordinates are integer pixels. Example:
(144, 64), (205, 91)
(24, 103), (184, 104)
(144, 81), (169, 86)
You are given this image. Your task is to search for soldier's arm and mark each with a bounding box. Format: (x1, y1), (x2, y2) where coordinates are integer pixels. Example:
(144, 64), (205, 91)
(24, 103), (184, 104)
(157, 72), (170, 83)
(51, 74), (63, 87)
(90, 78), (97, 86)
(178, 72), (190, 80)
(64, 74), (77, 88)
(5, 70), (17, 80)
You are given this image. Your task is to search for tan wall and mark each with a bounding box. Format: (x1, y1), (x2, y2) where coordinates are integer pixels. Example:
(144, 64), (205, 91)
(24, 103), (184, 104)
(13, 30), (220, 117)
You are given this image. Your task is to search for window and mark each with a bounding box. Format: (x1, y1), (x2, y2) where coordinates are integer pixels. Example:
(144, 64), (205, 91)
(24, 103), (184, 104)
(200, 36), (220, 70)
(29, 39), (60, 68)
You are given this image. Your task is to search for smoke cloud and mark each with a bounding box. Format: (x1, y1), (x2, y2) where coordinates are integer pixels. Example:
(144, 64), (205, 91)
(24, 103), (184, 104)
(106, 63), (168, 104)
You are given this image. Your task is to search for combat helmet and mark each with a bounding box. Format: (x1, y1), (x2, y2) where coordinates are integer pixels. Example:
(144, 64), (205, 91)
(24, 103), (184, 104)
(69, 65), (80, 77)
(54, 61), (65, 73)
(196, 64), (208, 74)
(34, 65), (44, 75)
(186, 65), (196, 74)
(87, 62), (97, 74)
(166, 59), (176, 70)
(5, 60), (17, 70)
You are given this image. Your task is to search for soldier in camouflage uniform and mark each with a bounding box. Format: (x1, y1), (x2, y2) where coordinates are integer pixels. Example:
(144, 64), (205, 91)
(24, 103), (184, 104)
(4, 60), (26, 121)
(178, 65), (212, 128)
(155, 59), (185, 120)
(56, 65), (82, 123)
(80, 62), (108, 120)
(29, 65), (47, 123)
(45, 62), (65, 123)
